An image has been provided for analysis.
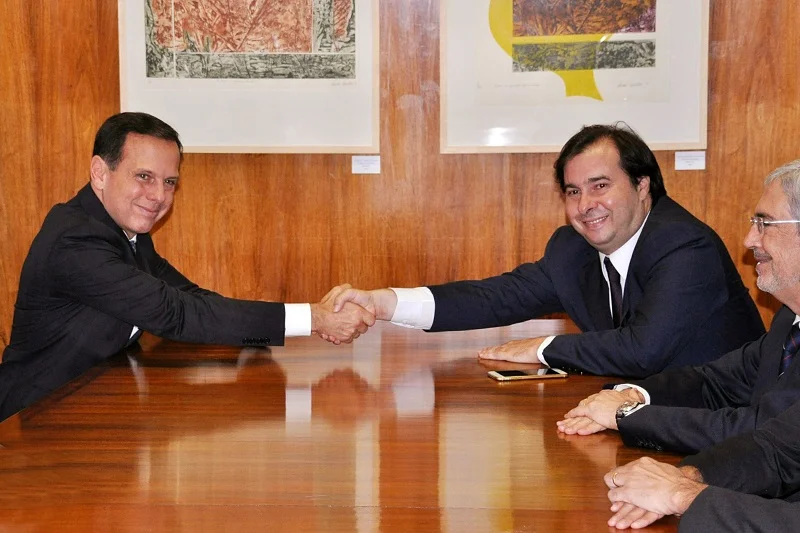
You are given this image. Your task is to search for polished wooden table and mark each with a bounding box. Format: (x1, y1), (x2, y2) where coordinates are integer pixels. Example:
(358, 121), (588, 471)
(0, 321), (681, 531)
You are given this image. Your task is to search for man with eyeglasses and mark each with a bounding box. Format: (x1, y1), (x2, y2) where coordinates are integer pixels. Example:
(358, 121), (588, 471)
(556, 162), (800, 524)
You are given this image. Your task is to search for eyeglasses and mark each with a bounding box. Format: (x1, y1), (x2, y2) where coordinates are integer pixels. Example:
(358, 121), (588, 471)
(749, 216), (800, 234)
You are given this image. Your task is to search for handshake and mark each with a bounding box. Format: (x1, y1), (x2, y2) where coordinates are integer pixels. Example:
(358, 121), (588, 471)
(309, 284), (398, 344)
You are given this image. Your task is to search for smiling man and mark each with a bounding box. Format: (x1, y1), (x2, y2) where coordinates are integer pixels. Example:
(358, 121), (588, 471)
(326, 124), (764, 377)
(583, 161), (800, 531)
(0, 112), (373, 419)
(556, 160), (800, 457)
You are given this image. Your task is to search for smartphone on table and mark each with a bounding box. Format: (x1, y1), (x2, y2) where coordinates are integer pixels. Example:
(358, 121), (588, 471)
(488, 368), (568, 381)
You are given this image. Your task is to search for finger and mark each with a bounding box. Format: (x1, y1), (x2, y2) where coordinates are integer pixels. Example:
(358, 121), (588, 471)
(608, 502), (644, 529)
(563, 406), (589, 419)
(556, 417), (584, 434)
(575, 420), (606, 435)
(359, 309), (376, 327)
(477, 346), (523, 362)
(556, 421), (583, 435)
(321, 284), (347, 303)
(326, 284), (355, 306)
(332, 289), (354, 312)
(477, 346), (498, 358)
(630, 512), (664, 529)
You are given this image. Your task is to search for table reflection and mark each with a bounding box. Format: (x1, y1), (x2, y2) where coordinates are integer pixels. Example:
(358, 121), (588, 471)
(0, 321), (679, 532)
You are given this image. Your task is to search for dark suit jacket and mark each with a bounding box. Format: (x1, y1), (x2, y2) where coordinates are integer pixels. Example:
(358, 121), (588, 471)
(0, 184), (285, 418)
(681, 382), (800, 502)
(679, 486), (800, 532)
(427, 196), (764, 377)
(618, 306), (799, 453)
(674, 375), (800, 530)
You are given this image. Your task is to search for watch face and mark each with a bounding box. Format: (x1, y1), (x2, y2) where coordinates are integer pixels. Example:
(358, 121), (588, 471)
(616, 401), (640, 419)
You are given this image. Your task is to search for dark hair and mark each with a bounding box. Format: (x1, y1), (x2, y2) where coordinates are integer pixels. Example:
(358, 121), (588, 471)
(92, 112), (183, 170)
(553, 123), (666, 202)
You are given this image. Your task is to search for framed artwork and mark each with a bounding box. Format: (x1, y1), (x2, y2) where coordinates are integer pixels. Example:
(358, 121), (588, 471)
(119, 0), (379, 153)
(440, 0), (709, 153)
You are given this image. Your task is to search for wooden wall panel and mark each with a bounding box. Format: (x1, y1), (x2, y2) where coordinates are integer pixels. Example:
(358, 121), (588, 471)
(1, 0), (797, 350)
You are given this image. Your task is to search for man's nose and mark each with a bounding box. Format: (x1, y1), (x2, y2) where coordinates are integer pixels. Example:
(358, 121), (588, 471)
(743, 222), (760, 249)
(147, 180), (166, 203)
(578, 192), (595, 213)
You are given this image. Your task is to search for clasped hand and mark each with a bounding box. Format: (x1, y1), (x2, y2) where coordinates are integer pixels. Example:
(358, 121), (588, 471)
(556, 388), (643, 435)
(603, 458), (706, 529)
(311, 284), (376, 344)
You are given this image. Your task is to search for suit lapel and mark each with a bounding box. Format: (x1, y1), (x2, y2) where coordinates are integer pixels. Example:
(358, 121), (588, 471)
(132, 239), (151, 273)
(579, 256), (614, 330)
(76, 184), (152, 273)
(769, 307), (797, 375)
(617, 198), (672, 327)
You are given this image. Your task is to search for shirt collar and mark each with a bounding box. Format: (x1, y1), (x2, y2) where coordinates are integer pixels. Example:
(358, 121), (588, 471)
(599, 210), (651, 284)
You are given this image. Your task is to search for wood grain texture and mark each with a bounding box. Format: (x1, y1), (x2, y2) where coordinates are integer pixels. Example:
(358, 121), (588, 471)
(1, 0), (796, 350)
(0, 321), (681, 532)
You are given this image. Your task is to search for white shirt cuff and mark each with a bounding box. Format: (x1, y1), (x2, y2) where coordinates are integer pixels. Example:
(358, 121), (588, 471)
(537, 335), (556, 365)
(613, 384), (651, 405)
(284, 303), (312, 337)
(389, 287), (435, 329)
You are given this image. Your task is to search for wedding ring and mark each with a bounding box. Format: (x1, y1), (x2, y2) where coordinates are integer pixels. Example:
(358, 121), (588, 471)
(611, 471), (620, 488)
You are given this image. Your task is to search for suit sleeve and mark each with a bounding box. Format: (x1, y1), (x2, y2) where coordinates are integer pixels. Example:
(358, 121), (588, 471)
(629, 329), (767, 409)
(149, 246), (221, 296)
(425, 230), (566, 331)
(50, 229), (286, 346)
(617, 331), (796, 453)
(679, 487), (800, 532)
(681, 398), (800, 499)
(543, 231), (741, 377)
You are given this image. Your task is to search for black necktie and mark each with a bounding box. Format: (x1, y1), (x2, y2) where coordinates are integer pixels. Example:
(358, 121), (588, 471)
(779, 323), (800, 375)
(604, 257), (623, 328)
(128, 238), (137, 255)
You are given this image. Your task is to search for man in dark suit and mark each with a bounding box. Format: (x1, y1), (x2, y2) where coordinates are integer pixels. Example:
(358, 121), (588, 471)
(603, 393), (800, 530)
(325, 124), (764, 377)
(0, 112), (374, 420)
(558, 160), (800, 455)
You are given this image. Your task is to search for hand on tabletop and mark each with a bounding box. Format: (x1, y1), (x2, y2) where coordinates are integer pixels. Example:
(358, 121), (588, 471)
(478, 337), (547, 363)
(557, 388), (643, 434)
(604, 457), (707, 529)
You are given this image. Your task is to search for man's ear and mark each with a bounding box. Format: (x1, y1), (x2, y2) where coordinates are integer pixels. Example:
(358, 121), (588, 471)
(636, 176), (651, 199)
(89, 155), (109, 190)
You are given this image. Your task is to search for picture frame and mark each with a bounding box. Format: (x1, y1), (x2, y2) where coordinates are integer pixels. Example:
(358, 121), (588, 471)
(119, 0), (379, 153)
(440, 0), (709, 153)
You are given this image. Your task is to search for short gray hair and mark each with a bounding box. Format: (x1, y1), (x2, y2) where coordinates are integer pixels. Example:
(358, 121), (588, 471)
(765, 160), (800, 221)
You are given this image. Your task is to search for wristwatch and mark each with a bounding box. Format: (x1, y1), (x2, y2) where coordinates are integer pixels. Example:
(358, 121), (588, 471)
(615, 400), (642, 422)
